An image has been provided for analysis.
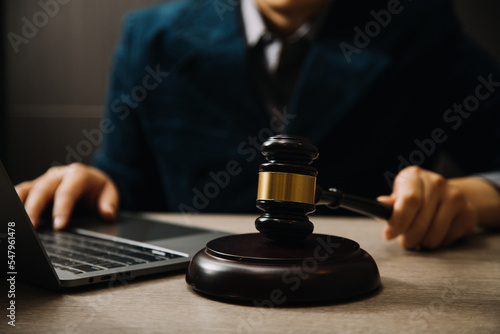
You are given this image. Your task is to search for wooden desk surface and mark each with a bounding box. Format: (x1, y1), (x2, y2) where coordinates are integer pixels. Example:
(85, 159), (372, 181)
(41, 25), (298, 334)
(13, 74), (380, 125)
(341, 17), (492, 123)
(3, 214), (500, 334)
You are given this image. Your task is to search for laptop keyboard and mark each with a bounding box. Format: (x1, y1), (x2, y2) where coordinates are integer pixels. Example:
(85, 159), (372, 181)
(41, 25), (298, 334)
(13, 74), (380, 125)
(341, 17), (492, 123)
(38, 231), (183, 274)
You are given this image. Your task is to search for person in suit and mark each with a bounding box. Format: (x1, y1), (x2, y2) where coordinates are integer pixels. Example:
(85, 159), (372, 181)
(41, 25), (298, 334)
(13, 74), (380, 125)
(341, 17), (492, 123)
(15, 0), (500, 250)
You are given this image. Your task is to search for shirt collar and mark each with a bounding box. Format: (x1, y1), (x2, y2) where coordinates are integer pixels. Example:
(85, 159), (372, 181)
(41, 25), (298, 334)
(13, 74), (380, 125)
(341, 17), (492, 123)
(241, 0), (267, 47)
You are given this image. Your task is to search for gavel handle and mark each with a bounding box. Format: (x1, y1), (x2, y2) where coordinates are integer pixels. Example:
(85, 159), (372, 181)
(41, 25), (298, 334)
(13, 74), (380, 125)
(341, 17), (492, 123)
(315, 186), (393, 221)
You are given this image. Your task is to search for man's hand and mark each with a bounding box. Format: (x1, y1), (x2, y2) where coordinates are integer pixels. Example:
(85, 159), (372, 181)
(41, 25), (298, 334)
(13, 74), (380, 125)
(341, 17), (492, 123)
(15, 163), (119, 230)
(378, 166), (478, 250)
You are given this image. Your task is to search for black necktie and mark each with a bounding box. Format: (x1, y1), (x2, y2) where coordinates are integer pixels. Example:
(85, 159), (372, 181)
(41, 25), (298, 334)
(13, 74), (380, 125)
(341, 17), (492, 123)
(249, 36), (310, 129)
(275, 37), (310, 109)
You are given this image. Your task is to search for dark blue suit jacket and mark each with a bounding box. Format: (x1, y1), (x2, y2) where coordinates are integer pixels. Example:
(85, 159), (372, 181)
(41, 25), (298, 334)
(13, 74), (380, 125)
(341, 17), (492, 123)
(93, 0), (500, 214)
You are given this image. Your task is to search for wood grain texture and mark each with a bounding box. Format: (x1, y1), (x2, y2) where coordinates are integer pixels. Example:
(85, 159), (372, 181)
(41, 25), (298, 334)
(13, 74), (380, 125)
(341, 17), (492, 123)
(2, 214), (499, 333)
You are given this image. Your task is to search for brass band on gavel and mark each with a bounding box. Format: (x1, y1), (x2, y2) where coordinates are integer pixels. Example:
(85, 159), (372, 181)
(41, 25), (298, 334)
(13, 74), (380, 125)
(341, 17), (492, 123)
(257, 172), (316, 205)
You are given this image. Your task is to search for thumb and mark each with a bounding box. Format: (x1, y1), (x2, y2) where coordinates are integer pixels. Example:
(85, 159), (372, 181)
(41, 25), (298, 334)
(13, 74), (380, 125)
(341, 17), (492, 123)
(377, 195), (396, 204)
(377, 195), (397, 240)
(97, 181), (119, 221)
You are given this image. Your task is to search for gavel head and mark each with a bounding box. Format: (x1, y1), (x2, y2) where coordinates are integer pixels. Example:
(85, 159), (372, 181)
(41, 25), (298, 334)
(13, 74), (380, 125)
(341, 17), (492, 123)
(255, 135), (319, 242)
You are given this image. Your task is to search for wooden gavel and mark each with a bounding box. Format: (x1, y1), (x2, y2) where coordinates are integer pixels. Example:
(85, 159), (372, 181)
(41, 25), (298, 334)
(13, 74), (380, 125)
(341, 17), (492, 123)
(255, 135), (393, 241)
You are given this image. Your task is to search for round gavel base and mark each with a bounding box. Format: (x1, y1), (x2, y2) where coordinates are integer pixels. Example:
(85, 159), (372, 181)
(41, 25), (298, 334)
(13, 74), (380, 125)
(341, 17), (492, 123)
(186, 233), (381, 305)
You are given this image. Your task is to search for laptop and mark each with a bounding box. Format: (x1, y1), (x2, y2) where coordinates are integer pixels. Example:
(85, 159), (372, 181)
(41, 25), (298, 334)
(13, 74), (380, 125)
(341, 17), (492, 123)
(0, 161), (228, 289)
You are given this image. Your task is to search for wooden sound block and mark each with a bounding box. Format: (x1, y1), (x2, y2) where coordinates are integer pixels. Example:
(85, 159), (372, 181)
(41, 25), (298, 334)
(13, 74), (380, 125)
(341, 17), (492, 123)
(186, 233), (381, 305)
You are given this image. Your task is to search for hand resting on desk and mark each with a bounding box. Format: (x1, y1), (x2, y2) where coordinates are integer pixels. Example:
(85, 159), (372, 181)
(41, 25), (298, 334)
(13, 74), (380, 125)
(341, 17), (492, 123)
(379, 166), (500, 250)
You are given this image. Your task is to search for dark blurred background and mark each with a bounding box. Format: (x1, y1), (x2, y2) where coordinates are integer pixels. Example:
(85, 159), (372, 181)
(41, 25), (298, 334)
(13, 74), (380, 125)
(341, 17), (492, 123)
(2, 0), (500, 184)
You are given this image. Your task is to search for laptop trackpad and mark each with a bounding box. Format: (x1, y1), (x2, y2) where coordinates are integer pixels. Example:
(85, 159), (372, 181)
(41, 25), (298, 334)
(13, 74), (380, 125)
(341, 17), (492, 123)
(67, 212), (212, 243)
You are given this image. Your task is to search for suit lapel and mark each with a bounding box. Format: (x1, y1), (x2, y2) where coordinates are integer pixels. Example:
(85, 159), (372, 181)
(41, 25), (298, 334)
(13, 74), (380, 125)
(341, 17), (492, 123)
(286, 38), (391, 144)
(169, 1), (270, 134)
